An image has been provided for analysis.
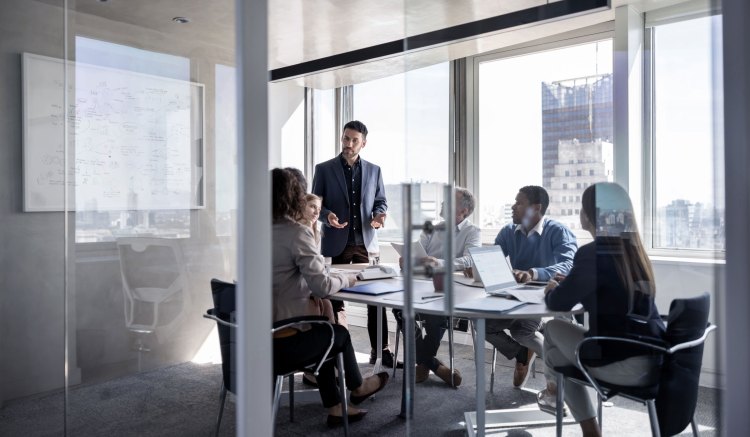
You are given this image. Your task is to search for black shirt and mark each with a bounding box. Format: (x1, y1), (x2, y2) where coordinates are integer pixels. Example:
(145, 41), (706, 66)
(339, 154), (364, 247)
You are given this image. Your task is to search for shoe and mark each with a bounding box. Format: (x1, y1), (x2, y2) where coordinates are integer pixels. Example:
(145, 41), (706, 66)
(536, 388), (569, 417)
(434, 360), (462, 387)
(513, 349), (536, 388)
(369, 349), (377, 365)
(302, 373), (319, 388)
(326, 410), (368, 427)
(415, 364), (429, 383)
(381, 349), (404, 369)
(350, 372), (389, 405)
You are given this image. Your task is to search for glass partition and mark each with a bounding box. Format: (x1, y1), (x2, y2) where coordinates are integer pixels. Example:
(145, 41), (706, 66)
(64, 1), (239, 434)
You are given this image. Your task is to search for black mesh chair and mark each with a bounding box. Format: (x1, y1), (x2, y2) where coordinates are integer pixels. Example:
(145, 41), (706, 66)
(553, 292), (716, 437)
(204, 279), (350, 436)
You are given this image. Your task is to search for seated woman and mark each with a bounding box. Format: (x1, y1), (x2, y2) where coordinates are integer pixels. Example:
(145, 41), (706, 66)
(272, 168), (388, 427)
(541, 182), (665, 437)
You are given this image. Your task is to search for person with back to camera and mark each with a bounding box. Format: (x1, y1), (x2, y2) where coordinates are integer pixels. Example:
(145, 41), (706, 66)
(271, 168), (389, 428)
(312, 120), (402, 368)
(541, 182), (666, 437)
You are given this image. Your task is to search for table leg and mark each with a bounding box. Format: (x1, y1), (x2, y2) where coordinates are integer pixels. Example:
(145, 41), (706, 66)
(375, 304), (383, 373)
(475, 318), (485, 437)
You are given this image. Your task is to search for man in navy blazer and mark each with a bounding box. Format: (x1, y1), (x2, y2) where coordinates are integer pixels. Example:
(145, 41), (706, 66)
(312, 120), (401, 368)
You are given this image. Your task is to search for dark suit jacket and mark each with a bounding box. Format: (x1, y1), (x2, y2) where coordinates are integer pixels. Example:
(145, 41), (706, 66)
(311, 156), (387, 257)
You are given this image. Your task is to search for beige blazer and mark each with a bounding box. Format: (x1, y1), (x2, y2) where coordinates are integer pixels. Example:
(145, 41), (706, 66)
(273, 217), (348, 323)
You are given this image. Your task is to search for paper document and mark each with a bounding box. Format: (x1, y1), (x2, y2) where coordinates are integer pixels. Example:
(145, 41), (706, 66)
(506, 287), (546, 304)
(455, 296), (527, 313)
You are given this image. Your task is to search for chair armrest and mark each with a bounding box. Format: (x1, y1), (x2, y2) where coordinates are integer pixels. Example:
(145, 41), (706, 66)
(272, 316), (336, 378)
(667, 324), (716, 354)
(272, 315), (329, 330)
(203, 309), (237, 328)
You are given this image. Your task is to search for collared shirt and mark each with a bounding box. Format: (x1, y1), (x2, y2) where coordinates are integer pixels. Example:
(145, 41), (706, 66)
(515, 217), (546, 237)
(494, 217), (578, 281)
(339, 154), (364, 246)
(419, 218), (482, 270)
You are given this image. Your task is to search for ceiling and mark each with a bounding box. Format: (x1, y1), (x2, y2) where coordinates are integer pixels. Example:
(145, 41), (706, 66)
(36, 0), (704, 87)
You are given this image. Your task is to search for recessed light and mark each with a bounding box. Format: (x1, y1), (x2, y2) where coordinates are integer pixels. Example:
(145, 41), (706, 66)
(172, 17), (191, 24)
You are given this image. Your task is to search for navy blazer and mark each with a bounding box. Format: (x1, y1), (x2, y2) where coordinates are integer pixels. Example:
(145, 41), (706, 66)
(311, 156), (387, 257)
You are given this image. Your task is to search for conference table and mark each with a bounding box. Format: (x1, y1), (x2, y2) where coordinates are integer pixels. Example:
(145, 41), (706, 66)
(330, 263), (582, 437)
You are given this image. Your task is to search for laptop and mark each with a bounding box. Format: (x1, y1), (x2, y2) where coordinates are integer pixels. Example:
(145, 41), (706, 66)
(390, 241), (428, 260)
(466, 246), (546, 303)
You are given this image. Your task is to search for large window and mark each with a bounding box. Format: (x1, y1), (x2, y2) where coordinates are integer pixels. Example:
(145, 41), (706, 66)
(311, 88), (336, 169)
(475, 39), (614, 244)
(353, 63), (450, 241)
(649, 14), (724, 252)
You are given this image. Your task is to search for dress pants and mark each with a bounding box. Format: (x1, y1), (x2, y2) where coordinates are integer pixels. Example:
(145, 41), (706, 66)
(332, 244), (390, 350)
(273, 324), (363, 408)
(392, 310), (447, 372)
(485, 318), (543, 362)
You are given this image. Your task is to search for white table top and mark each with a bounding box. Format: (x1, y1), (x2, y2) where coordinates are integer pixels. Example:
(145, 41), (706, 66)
(330, 264), (583, 319)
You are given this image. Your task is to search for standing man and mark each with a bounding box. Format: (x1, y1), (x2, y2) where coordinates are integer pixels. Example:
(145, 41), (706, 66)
(312, 120), (401, 368)
(488, 185), (577, 389)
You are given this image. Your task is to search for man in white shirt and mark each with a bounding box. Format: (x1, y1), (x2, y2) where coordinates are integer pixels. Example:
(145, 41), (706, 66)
(396, 187), (481, 387)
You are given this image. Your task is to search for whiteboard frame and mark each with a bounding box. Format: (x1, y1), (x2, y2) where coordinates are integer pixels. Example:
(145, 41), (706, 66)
(22, 52), (206, 212)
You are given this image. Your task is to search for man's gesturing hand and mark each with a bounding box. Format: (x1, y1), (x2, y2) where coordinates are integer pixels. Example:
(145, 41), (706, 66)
(328, 212), (348, 229)
(370, 212), (387, 229)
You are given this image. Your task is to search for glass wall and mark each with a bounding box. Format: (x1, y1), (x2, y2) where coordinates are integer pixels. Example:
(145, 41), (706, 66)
(65, 1), (239, 434)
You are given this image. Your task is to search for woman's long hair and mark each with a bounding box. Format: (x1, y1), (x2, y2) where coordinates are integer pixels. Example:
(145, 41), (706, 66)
(581, 183), (656, 301)
(272, 168), (305, 222)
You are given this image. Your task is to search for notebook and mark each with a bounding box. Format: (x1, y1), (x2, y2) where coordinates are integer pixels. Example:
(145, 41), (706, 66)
(341, 281), (404, 295)
(467, 246), (546, 300)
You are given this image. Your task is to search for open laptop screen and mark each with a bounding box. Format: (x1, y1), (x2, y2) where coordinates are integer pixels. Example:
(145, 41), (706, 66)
(467, 246), (517, 291)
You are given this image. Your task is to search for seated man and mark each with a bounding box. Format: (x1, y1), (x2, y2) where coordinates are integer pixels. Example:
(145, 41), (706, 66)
(396, 187), (481, 387)
(488, 185), (577, 388)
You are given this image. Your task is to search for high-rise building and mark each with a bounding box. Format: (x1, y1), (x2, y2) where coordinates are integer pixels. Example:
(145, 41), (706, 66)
(541, 74), (613, 187)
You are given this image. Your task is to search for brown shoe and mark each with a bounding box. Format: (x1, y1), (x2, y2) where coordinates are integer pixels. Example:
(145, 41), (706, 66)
(415, 364), (429, 383)
(512, 349), (536, 387)
(434, 360), (462, 387)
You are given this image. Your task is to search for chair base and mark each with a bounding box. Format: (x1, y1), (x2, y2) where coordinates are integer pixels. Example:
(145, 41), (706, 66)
(464, 407), (576, 436)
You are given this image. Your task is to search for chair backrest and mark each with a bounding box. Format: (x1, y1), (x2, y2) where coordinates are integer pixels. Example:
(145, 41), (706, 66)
(210, 278), (236, 393)
(656, 292), (711, 436)
(116, 237), (191, 334)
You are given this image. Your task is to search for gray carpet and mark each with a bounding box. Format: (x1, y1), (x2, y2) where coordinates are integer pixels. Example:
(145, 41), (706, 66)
(0, 325), (719, 436)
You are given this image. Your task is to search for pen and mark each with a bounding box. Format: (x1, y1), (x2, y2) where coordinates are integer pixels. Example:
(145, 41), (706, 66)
(421, 295), (444, 300)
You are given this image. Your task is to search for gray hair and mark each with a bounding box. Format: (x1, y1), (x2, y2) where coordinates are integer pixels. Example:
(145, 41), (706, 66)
(456, 187), (475, 216)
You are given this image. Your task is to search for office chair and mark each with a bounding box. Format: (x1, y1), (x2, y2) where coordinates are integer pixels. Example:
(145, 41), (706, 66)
(204, 279), (350, 437)
(552, 293), (715, 437)
(116, 237), (191, 367)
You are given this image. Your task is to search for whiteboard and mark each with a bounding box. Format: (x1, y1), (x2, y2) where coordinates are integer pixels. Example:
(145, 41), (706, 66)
(22, 52), (205, 212)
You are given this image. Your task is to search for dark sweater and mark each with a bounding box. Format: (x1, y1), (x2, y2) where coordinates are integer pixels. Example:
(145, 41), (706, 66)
(545, 238), (666, 364)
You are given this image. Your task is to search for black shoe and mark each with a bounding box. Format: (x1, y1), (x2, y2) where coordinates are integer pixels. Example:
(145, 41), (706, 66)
(369, 349), (377, 365)
(350, 372), (389, 405)
(381, 350), (404, 369)
(326, 410), (368, 428)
